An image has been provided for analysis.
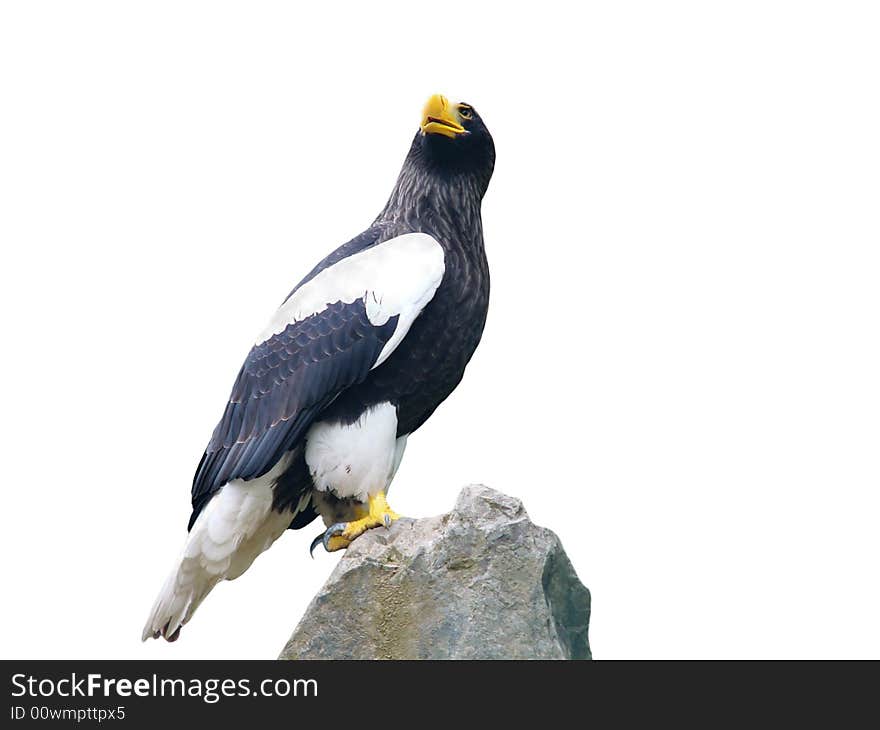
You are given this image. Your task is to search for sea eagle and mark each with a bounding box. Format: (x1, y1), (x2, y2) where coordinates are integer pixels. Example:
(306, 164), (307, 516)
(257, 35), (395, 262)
(143, 94), (495, 641)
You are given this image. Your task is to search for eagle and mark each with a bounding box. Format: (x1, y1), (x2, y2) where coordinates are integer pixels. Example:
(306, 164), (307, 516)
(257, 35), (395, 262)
(143, 94), (495, 641)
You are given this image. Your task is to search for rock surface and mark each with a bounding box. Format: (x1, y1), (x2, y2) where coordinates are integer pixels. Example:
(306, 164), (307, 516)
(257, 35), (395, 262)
(279, 485), (591, 660)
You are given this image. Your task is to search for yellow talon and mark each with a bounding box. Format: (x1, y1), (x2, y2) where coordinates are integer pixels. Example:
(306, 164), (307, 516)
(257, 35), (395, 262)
(340, 491), (401, 540)
(316, 491), (402, 554)
(324, 535), (351, 552)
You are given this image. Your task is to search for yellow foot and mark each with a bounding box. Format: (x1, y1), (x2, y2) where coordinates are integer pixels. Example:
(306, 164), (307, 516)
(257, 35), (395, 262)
(324, 535), (351, 552)
(310, 532), (351, 556)
(311, 492), (401, 555)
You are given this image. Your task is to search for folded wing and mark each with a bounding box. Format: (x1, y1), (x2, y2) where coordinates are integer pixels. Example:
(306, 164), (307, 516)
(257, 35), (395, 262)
(188, 231), (445, 528)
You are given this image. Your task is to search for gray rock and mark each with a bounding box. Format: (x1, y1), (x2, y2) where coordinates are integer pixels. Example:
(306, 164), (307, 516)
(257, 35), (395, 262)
(279, 485), (591, 660)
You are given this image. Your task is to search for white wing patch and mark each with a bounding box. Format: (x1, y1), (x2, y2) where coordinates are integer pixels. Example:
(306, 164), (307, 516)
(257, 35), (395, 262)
(256, 232), (446, 356)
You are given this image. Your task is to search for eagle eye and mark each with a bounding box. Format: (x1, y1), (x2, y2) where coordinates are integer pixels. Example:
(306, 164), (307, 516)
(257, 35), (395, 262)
(458, 106), (473, 120)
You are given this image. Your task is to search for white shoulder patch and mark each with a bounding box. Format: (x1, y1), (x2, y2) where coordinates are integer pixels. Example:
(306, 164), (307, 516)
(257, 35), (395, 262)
(256, 233), (446, 364)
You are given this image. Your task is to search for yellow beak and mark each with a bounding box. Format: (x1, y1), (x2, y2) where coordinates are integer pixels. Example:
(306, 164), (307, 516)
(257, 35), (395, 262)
(420, 94), (467, 138)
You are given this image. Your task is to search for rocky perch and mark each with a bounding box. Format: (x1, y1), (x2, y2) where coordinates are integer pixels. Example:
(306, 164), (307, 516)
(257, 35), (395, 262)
(279, 485), (591, 660)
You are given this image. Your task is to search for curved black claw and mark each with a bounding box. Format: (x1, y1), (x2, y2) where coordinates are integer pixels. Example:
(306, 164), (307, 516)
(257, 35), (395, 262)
(309, 531), (325, 559)
(323, 522), (348, 552)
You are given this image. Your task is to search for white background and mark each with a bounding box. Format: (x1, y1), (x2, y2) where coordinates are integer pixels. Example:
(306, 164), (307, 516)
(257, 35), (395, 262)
(1, 1), (878, 660)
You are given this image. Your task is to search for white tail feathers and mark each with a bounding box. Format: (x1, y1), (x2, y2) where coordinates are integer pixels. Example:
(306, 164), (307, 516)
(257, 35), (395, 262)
(142, 471), (297, 642)
(141, 554), (220, 641)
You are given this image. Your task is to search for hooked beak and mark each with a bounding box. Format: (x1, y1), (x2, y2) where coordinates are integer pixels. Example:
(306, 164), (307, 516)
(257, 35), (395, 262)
(420, 94), (468, 138)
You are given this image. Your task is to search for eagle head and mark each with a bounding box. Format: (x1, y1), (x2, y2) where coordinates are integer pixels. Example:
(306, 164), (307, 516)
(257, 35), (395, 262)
(411, 94), (495, 194)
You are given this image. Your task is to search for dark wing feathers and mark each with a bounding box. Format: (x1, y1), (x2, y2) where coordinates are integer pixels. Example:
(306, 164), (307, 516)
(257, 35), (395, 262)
(188, 298), (399, 529)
